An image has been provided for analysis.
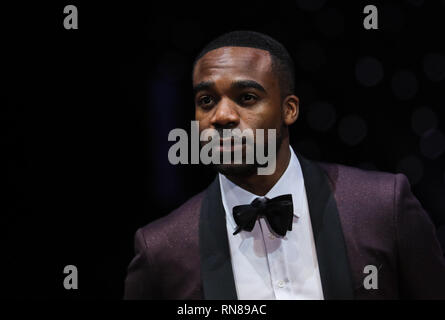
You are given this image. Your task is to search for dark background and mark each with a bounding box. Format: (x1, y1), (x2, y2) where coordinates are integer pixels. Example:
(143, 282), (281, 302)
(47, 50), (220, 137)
(3, 0), (445, 299)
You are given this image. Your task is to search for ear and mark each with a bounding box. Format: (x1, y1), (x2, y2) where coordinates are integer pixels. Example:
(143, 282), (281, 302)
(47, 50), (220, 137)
(282, 95), (299, 125)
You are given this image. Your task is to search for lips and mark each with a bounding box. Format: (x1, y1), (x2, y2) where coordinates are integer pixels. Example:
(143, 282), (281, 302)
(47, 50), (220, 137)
(217, 138), (245, 152)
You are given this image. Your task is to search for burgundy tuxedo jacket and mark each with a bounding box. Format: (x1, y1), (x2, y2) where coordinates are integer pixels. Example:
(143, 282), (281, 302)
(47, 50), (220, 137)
(124, 154), (445, 299)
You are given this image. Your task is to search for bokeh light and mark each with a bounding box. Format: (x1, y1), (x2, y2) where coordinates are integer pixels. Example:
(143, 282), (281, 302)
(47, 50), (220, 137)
(391, 70), (418, 100)
(423, 53), (445, 82)
(306, 101), (336, 132)
(355, 56), (384, 87)
(420, 129), (445, 159)
(411, 106), (438, 136)
(338, 115), (368, 146)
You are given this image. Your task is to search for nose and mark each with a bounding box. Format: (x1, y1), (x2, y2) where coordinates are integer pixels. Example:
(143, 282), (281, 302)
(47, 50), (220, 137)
(210, 97), (239, 129)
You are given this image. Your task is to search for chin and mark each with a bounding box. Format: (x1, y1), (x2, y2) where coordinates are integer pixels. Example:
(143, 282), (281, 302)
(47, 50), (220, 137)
(212, 163), (259, 178)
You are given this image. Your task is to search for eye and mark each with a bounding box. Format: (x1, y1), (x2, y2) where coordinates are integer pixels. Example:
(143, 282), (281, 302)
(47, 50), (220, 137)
(197, 95), (214, 108)
(240, 93), (258, 104)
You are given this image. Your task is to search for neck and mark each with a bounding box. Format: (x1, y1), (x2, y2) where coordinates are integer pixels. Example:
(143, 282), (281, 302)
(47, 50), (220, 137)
(224, 139), (291, 196)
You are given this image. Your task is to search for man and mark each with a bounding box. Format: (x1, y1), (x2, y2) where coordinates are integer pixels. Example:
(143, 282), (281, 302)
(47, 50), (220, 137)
(124, 31), (445, 299)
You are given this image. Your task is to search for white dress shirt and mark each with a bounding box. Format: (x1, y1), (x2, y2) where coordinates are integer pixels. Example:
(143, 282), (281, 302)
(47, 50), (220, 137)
(218, 146), (324, 300)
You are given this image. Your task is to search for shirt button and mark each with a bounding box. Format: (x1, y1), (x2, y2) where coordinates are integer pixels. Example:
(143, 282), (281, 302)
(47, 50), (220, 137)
(277, 280), (285, 288)
(268, 233), (275, 239)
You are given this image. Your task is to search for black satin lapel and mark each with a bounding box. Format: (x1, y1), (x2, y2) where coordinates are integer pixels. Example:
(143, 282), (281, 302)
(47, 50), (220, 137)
(199, 177), (238, 300)
(297, 153), (354, 300)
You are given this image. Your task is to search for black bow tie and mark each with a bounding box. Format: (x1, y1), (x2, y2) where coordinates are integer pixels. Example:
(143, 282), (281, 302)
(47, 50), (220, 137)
(232, 194), (294, 237)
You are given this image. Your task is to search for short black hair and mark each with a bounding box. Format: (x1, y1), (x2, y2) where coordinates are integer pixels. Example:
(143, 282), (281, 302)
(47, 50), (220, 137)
(193, 30), (295, 97)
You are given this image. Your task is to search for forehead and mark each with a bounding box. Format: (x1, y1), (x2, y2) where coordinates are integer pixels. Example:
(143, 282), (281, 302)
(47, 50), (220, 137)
(193, 47), (274, 85)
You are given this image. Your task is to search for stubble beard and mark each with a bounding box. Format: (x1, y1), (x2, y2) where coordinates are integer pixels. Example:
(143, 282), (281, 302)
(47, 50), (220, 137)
(208, 125), (285, 178)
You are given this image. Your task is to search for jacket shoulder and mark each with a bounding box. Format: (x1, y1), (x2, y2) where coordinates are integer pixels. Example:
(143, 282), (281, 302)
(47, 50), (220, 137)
(137, 190), (206, 250)
(317, 161), (399, 193)
(316, 161), (403, 246)
(127, 191), (206, 299)
(315, 161), (406, 295)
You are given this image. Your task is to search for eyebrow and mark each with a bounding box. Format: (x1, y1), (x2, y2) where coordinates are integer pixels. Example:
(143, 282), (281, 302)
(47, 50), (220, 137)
(230, 80), (266, 93)
(193, 79), (267, 96)
(193, 81), (214, 96)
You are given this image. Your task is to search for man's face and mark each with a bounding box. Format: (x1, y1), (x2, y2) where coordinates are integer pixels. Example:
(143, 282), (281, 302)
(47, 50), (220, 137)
(193, 46), (286, 176)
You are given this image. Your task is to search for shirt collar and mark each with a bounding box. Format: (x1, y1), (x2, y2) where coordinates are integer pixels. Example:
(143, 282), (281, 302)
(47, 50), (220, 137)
(219, 146), (304, 231)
